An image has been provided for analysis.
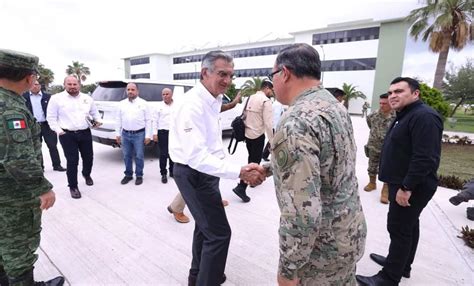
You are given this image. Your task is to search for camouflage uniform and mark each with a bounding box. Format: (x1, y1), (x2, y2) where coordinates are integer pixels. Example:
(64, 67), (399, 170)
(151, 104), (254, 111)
(0, 51), (53, 282)
(271, 87), (367, 285)
(365, 110), (395, 177)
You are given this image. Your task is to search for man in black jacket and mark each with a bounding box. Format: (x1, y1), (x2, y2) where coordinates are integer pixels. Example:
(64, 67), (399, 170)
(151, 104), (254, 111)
(23, 80), (66, 171)
(356, 77), (443, 286)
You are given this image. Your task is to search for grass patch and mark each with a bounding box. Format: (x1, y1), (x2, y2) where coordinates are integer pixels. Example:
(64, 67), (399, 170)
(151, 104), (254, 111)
(444, 111), (474, 133)
(438, 143), (474, 181)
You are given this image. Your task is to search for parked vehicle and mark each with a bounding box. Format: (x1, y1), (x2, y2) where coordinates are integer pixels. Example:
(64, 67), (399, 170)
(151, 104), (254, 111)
(90, 79), (241, 148)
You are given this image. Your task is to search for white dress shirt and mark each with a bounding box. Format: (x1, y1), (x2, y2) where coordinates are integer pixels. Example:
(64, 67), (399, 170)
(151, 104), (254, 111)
(115, 97), (152, 138)
(29, 91), (46, 122)
(152, 101), (172, 133)
(46, 91), (101, 133)
(169, 82), (241, 179)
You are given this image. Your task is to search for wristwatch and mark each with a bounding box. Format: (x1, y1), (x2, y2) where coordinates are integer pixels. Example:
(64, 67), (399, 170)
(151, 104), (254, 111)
(401, 185), (411, 192)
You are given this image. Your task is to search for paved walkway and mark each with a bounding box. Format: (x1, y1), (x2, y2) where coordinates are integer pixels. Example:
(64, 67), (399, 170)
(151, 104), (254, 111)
(34, 116), (473, 285)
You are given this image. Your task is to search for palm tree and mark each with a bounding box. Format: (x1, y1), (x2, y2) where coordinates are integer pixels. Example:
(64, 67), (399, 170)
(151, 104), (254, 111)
(406, 0), (473, 90)
(37, 63), (54, 89)
(66, 61), (91, 85)
(341, 83), (366, 109)
(239, 77), (265, 97)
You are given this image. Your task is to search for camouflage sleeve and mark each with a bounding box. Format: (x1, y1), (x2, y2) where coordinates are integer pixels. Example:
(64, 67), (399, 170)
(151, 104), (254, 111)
(366, 113), (372, 128)
(1, 110), (52, 198)
(273, 118), (322, 280)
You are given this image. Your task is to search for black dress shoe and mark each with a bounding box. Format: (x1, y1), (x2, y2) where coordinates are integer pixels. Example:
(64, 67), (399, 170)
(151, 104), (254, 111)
(41, 276), (65, 286)
(232, 185), (250, 203)
(135, 177), (143, 185)
(53, 166), (67, 172)
(356, 273), (396, 286)
(169, 172), (174, 178)
(84, 176), (94, 186)
(188, 273), (226, 286)
(121, 176), (133, 185)
(161, 174), (168, 184)
(69, 187), (81, 199)
(370, 253), (410, 278)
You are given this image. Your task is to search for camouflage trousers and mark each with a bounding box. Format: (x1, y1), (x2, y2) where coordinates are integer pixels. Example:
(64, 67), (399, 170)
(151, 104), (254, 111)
(367, 148), (381, 177)
(0, 206), (42, 279)
(299, 263), (357, 285)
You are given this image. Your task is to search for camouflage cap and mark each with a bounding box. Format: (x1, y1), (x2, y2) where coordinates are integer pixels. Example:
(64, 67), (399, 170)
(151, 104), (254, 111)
(0, 49), (39, 73)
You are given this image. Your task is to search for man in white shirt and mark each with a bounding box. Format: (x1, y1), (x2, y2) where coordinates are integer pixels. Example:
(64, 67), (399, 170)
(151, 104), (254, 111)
(116, 82), (152, 185)
(232, 80), (273, 202)
(152, 88), (174, 184)
(262, 98), (285, 161)
(46, 76), (102, 199)
(169, 50), (265, 286)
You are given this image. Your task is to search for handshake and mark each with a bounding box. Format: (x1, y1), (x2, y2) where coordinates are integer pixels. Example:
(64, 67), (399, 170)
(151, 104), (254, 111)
(239, 163), (268, 186)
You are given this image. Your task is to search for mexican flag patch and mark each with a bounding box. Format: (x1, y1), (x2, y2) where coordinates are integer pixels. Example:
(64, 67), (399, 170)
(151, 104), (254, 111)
(7, 119), (26, 130)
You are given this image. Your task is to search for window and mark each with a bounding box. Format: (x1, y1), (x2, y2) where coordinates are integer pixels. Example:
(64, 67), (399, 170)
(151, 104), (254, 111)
(312, 27), (380, 45)
(130, 57), (150, 66)
(131, 73), (150, 79)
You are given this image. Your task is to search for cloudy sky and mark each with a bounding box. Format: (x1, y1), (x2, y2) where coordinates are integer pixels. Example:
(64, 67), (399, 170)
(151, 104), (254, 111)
(1, 0), (472, 85)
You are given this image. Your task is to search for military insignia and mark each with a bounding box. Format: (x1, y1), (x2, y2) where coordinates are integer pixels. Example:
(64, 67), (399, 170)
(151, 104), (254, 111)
(277, 149), (288, 168)
(11, 130), (28, 142)
(7, 119), (26, 129)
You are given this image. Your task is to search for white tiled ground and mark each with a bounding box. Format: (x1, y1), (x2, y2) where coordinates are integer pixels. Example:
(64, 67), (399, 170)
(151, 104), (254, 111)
(34, 116), (473, 285)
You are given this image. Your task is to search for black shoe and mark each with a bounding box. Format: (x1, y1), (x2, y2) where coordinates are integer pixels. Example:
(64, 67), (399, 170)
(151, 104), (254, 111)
(369, 253), (410, 278)
(356, 273), (396, 286)
(169, 171), (174, 178)
(135, 177), (143, 185)
(161, 174), (168, 184)
(83, 176), (94, 186)
(232, 185), (250, 203)
(121, 176), (133, 185)
(53, 166), (67, 172)
(467, 207), (474, 221)
(36, 276), (65, 286)
(188, 273), (226, 286)
(449, 190), (474, 206)
(69, 187), (81, 199)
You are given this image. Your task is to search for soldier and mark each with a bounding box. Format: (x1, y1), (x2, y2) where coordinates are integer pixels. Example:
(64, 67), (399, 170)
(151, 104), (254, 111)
(263, 43), (367, 285)
(0, 49), (64, 285)
(361, 101), (370, 117)
(363, 93), (395, 204)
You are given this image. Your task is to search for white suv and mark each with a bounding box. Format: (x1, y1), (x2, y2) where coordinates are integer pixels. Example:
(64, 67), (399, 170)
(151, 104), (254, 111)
(90, 79), (241, 148)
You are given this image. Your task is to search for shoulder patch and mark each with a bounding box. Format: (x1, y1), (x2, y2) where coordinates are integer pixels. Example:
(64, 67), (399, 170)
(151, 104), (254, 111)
(7, 118), (27, 130)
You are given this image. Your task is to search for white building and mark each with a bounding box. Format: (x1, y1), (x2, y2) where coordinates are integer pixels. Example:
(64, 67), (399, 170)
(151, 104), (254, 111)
(123, 17), (412, 114)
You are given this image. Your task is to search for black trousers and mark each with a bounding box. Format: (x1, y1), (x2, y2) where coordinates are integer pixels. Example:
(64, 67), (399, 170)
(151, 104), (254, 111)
(173, 163), (231, 286)
(239, 134), (265, 189)
(58, 129), (94, 188)
(261, 129), (275, 160)
(158, 129), (173, 175)
(39, 122), (61, 168)
(382, 184), (436, 283)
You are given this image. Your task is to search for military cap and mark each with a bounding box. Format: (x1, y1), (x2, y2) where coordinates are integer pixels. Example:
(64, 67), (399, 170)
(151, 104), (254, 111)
(0, 49), (39, 73)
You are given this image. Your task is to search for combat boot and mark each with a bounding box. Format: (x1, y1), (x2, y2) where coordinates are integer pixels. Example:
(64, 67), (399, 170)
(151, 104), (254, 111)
(363, 175), (377, 192)
(380, 183), (389, 204)
(8, 269), (64, 286)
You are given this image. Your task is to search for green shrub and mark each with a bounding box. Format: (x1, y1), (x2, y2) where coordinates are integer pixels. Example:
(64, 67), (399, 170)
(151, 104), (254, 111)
(438, 174), (467, 190)
(419, 83), (450, 120)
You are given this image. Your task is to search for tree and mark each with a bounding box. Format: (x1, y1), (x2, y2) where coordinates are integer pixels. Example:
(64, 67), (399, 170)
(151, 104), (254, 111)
(239, 77), (265, 97)
(48, 85), (64, 95)
(341, 83), (366, 109)
(81, 83), (97, 95)
(406, 0), (473, 90)
(443, 58), (474, 116)
(225, 83), (238, 100)
(66, 61), (91, 85)
(419, 82), (450, 119)
(37, 63), (54, 89)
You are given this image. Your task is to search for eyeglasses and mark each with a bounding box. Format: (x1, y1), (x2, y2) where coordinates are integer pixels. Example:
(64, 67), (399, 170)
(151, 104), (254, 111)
(31, 73), (40, 80)
(268, 69), (281, 81)
(216, 70), (235, 80)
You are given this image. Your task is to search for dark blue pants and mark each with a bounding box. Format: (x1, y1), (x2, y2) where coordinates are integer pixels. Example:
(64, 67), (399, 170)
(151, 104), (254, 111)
(173, 163), (231, 286)
(158, 129), (173, 176)
(40, 122), (61, 168)
(59, 129), (93, 188)
(382, 184), (436, 283)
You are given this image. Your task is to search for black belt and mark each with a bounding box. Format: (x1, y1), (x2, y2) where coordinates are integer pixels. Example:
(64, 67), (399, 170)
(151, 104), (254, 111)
(63, 128), (88, 133)
(38, 121), (47, 125)
(123, 128), (145, 134)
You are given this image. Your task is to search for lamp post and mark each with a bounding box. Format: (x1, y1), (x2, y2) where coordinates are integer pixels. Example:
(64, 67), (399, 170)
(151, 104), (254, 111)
(320, 45), (325, 84)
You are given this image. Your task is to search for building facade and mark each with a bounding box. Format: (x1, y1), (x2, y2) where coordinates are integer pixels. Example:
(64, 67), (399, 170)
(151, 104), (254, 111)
(123, 17), (410, 114)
